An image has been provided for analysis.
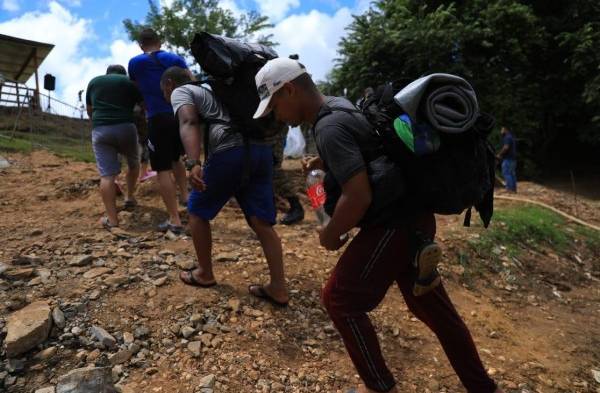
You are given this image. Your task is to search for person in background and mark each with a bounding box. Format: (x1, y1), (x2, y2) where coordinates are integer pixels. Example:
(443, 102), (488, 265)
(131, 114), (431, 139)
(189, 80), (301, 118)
(300, 122), (318, 155)
(133, 103), (156, 182)
(128, 28), (190, 233)
(253, 57), (505, 393)
(266, 122), (305, 225)
(497, 126), (517, 193)
(86, 64), (143, 229)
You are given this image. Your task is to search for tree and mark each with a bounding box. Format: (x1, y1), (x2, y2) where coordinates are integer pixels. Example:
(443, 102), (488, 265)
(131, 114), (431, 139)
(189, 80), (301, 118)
(123, 0), (274, 58)
(329, 0), (600, 174)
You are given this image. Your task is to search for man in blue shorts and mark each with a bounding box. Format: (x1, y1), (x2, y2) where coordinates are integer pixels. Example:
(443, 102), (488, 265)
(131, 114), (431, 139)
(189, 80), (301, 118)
(160, 66), (289, 306)
(128, 28), (190, 233)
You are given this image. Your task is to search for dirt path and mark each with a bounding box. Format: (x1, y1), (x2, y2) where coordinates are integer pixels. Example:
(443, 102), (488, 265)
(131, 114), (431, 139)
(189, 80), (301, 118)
(0, 151), (598, 393)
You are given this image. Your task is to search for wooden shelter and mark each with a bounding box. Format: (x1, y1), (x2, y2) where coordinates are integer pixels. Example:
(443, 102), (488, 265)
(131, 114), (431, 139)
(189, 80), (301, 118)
(0, 33), (54, 108)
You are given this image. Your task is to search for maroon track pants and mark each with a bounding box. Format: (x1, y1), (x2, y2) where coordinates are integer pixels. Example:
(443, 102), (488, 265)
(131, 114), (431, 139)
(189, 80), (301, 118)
(322, 214), (497, 392)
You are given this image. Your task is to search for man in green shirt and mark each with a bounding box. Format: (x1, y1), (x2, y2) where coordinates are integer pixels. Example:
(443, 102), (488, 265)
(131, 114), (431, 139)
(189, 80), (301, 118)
(86, 64), (143, 229)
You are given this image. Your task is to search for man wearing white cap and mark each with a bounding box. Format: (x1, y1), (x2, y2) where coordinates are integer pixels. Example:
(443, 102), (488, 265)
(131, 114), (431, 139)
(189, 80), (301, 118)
(254, 58), (504, 393)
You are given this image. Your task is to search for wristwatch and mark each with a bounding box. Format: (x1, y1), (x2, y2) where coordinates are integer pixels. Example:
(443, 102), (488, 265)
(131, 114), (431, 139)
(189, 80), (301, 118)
(185, 159), (202, 171)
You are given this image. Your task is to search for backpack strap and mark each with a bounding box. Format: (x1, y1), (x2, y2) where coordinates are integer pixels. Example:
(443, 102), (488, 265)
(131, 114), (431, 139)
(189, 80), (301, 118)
(311, 104), (362, 151)
(313, 104), (361, 128)
(178, 81), (234, 161)
(312, 103), (384, 163)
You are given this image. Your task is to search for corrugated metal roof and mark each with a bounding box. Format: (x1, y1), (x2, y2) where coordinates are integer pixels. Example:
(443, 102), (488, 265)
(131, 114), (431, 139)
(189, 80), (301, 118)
(0, 33), (54, 83)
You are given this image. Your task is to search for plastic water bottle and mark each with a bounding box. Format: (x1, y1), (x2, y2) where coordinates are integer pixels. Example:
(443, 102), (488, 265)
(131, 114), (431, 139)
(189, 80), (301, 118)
(306, 169), (330, 225)
(306, 169), (349, 243)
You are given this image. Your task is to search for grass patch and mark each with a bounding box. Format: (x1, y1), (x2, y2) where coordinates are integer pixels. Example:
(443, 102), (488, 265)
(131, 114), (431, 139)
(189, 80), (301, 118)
(472, 205), (571, 258)
(453, 205), (599, 283)
(575, 226), (600, 254)
(0, 130), (94, 162)
(0, 134), (33, 153)
(455, 204), (600, 285)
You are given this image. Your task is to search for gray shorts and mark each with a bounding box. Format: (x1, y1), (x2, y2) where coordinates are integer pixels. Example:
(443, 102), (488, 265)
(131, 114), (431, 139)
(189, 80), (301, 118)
(92, 123), (140, 177)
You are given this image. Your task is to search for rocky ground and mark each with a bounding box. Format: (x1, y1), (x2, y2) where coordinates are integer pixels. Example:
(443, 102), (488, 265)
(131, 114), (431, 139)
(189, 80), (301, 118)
(0, 151), (599, 393)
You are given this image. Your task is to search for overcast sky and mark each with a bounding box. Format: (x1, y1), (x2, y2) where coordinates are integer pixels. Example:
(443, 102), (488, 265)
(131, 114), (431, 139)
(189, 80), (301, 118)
(0, 0), (370, 106)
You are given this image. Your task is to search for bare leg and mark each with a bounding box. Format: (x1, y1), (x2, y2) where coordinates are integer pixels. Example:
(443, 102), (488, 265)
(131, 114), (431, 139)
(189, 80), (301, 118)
(141, 162), (150, 178)
(186, 214), (216, 284)
(156, 169), (182, 226)
(125, 165), (140, 202)
(248, 216), (288, 303)
(99, 176), (118, 225)
(172, 160), (189, 203)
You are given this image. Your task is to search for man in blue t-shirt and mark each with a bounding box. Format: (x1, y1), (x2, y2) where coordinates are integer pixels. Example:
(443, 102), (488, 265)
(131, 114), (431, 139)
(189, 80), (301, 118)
(128, 28), (191, 233)
(497, 126), (517, 192)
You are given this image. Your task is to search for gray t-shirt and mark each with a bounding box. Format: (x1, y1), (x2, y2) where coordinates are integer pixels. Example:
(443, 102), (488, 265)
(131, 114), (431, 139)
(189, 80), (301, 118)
(314, 96), (379, 185)
(170, 84), (243, 154)
(314, 96), (406, 227)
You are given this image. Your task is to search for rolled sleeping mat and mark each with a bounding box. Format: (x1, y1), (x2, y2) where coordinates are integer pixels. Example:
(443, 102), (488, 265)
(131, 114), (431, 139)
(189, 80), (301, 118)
(394, 73), (479, 134)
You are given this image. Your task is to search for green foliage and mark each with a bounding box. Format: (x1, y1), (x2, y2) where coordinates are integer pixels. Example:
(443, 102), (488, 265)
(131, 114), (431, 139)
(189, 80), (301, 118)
(472, 205), (570, 258)
(123, 0), (274, 60)
(329, 0), (600, 172)
(558, 21), (600, 145)
(575, 226), (600, 254)
(459, 205), (600, 281)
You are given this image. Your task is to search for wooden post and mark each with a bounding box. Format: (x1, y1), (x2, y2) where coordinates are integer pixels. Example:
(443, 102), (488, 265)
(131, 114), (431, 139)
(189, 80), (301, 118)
(15, 82), (20, 108)
(33, 47), (40, 110)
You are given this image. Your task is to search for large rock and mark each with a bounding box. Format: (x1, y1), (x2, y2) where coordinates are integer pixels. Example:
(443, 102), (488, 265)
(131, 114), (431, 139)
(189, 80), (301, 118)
(13, 255), (44, 265)
(83, 267), (112, 279)
(5, 301), (52, 357)
(52, 307), (66, 329)
(0, 155), (10, 169)
(104, 274), (128, 287)
(3, 267), (35, 280)
(35, 388), (55, 393)
(91, 326), (116, 349)
(56, 367), (117, 393)
(69, 255), (94, 267)
(199, 374), (216, 388)
(34, 346), (58, 361)
(214, 252), (239, 262)
(176, 258), (196, 270)
(108, 349), (132, 365)
(187, 341), (202, 358)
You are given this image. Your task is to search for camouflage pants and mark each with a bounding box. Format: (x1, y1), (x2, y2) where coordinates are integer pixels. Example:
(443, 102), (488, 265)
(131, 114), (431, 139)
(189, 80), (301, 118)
(301, 123), (318, 155)
(269, 132), (297, 199)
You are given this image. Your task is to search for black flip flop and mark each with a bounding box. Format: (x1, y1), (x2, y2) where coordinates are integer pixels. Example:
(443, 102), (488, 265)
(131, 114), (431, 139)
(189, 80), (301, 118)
(179, 270), (217, 288)
(248, 284), (288, 308)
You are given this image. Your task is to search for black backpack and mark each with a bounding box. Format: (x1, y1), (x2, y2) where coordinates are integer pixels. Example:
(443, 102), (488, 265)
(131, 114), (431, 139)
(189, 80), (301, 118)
(316, 79), (495, 228)
(190, 32), (280, 142)
(361, 81), (496, 227)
